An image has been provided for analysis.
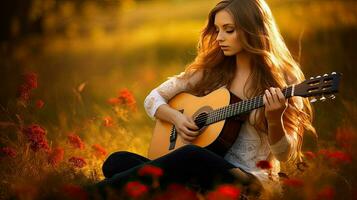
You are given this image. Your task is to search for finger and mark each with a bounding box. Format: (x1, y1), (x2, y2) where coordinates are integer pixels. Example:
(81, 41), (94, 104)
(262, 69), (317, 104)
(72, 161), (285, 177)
(186, 121), (199, 130)
(269, 87), (279, 103)
(265, 89), (272, 105)
(178, 131), (196, 141)
(276, 88), (286, 103)
(182, 126), (199, 136)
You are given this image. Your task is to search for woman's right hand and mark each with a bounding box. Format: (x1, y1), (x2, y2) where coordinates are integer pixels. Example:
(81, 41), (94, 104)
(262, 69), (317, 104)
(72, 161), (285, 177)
(173, 112), (200, 143)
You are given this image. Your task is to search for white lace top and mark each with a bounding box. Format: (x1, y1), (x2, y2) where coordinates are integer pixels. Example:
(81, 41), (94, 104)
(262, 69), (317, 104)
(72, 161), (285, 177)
(143, 70), (300, 191)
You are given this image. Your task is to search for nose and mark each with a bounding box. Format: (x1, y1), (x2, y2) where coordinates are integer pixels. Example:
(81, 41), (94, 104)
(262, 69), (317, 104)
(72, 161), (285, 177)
(216, 31), (224, 42)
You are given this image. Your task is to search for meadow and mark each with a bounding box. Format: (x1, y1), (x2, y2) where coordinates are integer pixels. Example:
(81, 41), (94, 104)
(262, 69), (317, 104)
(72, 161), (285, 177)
(0, 0), (356, 199)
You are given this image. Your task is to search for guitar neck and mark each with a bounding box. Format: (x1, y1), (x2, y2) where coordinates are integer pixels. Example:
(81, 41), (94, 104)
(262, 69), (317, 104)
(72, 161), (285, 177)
(205, 86), (295, 125)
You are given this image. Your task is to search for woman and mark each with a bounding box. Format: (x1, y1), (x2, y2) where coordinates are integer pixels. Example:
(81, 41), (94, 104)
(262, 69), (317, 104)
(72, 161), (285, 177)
(99, 0), (315, 198)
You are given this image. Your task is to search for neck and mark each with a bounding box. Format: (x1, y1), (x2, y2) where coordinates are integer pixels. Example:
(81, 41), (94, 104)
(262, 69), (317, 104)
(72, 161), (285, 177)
(235, 51), (251, 73)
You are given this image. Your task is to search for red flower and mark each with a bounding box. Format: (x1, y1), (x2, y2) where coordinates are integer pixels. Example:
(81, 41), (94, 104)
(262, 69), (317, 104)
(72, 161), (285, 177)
(318, 149), (352, 164)
(154, 184), (198, 200)
(35, 99), (44, 109)
(138, 165), (164, 178)
(107, 97), (120, 105)
(335, 126), (355, 149)
(23, 72), (38, 89)
(48, 147), (64, 166)
(92, 144), (107, 158)
(0, 146), (17, 158)
(18, 84), (31, 102)
(304, 151), (316, 160)
(118, 88), (136, 110)
(124, 181), (149, 198)
(68, 157), (87, 168)
(103, 116), (114, 127)
(206, 184), (241, 200)
(67, 133), (85, 149)
(61, 184), (88, 200)
(22, 124), (50, 152)
(316, 186), (335, 200)
(256, 160), (272, 169)
(282, 178), (304, 188)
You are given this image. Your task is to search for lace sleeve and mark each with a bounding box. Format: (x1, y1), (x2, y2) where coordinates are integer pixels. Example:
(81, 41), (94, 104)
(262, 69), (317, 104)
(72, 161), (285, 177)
(143, 70), (203, 120)
(269, 97), (303, 161)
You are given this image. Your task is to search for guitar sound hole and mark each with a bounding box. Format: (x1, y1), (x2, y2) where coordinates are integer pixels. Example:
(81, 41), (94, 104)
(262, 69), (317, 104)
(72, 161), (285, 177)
(194, 112), (208, 129)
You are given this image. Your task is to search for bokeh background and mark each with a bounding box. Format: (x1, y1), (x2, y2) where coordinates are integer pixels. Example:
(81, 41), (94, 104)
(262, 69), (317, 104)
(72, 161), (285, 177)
(0, 0), (356, 199)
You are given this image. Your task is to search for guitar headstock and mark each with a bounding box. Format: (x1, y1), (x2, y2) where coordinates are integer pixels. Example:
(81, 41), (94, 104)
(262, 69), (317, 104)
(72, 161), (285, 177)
(294, 72), (341, 102)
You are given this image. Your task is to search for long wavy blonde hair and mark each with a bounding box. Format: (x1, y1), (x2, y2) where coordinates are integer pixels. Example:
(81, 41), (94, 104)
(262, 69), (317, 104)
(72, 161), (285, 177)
(179, 0), (316, 162)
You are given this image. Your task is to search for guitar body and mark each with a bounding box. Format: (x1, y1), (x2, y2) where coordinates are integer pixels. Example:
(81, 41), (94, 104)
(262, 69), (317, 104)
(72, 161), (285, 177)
(147, 87), (247, 159)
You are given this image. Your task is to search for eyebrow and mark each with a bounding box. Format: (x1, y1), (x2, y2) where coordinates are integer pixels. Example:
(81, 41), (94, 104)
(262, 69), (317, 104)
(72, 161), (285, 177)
(214, 24), (235, 28)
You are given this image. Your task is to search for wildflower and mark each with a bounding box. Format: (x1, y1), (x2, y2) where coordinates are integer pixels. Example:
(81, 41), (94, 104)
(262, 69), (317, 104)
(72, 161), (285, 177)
(23, 72), (38, 89)
(304, 151), (316, 160)
(22, 124), (50, 152)
(107, 97), (120, 105)
(35, 99), (44, 109)
(48, 147), (64, 166)
(256, 160), (272, 169)
(0, 146), (17, 158)
(118, 88), (136, 110)
(103, 116), (114, 127)
(92, 144), (107, 158)
(18, 84), (31, 102)
(68, 157), (87, 168)
(318, 149), (352, 164)
(67, 133), (85, 149)
(282, 178), (304, 188)
(138, 165), (164, 178)
(124, 181), (149, 198)
(206, 184), (241, 200)
(316, 186), (335, 200)
(61, 184), (88, 200)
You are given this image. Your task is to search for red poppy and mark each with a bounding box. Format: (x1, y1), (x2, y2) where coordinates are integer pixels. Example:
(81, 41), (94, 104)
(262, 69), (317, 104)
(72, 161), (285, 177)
(256, 160), (272, 169)
(35, 99), (44, 109)
(206, 184), (241, 200)
(68, 157), (87, 168)
(0, 146), (17, 158)
(118, 88), (136, 110)
(67, 133), (85, 149)
(107, 97), (120, 105)
(92, 144), (107, 158)
(61, 184), (88, 200)
(124, 181), (149, 198)
(18, 84), (31, 102)
(22, 124), (50, 152)
(316, 186), (335, 200)
(318, 149), (352, 164)
(103, 116), (114, 127)
(282, 178), (304, 187)
(23, 72), (38, 89)
(304, 151), (316, 160)
(48, 147), (64, 166)
(138, 165), (164, 178)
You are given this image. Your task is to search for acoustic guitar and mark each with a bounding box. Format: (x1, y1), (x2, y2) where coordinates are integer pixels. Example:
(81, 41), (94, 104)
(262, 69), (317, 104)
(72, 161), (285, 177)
(147, 72), (341, 159)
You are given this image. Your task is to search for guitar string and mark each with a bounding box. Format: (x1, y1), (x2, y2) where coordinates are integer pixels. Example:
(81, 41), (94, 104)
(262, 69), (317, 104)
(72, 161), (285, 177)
(191, 87), (291, 126)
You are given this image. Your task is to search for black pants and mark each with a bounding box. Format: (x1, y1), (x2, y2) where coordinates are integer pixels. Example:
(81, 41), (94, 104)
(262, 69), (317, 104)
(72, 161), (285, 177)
(99, 145), (250, 189)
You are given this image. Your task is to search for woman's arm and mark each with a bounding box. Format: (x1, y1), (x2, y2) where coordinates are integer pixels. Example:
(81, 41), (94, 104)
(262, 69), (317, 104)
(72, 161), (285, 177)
(263, 87), (302, 161)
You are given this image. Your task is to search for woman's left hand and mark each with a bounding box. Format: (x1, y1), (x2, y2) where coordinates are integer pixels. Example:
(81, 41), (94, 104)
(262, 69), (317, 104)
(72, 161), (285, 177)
(263, 87), (288, 122)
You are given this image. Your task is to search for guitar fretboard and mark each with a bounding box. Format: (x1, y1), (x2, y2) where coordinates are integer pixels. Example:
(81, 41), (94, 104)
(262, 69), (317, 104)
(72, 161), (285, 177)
(205, 86), (294, 125)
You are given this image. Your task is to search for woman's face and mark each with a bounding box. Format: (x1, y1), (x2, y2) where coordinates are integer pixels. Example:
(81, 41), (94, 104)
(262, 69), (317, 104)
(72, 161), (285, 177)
(214, 10), (243, 56)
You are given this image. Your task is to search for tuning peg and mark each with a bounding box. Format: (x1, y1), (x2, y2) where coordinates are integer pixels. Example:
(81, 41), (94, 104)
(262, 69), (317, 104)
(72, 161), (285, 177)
(310, 97), (317, 103)
(310, 77), (314, 80)
(332, 72), (336, 75)
(320, 96), (326, 101)
(328, 94), (336, 99)
(316, 75), (321, 78)
(323, 74), (328, 77)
